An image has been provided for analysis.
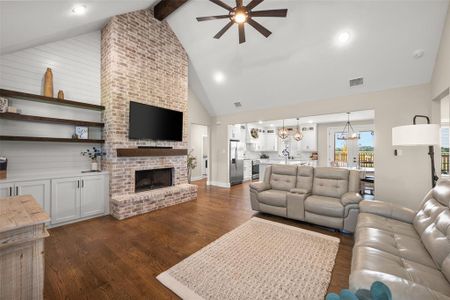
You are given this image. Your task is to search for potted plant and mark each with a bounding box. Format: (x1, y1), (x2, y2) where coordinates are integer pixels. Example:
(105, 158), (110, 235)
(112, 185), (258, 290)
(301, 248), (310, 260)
(187, 150), (197, 183)
(81, 147), (106, 171)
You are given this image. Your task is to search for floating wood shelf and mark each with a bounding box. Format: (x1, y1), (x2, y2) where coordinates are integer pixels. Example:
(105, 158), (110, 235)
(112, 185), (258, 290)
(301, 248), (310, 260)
(116, 148), (188, 157)
(0, 135), (104, 144)
(0, 89), (105, 111)
(0, 112), (104, 127)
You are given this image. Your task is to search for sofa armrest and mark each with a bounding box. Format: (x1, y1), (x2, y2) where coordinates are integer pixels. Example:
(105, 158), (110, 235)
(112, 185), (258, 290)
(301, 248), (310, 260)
(359, 200), (416, 223)
(341, 192), (363, 206)
(249, 182), (271, 192)
(289, 188), (309, 195)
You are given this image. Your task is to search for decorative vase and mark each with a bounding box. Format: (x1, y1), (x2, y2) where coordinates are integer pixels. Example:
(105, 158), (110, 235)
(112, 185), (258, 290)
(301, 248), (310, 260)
(91, 161), (98, 171)
(187, 168), (192, 183)
(57, 90), (64, 99)
(44, 68), (53, 97)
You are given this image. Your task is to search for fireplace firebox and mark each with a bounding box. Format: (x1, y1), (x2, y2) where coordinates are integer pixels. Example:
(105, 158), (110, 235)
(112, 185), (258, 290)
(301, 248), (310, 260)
(135, 168), (173, 193)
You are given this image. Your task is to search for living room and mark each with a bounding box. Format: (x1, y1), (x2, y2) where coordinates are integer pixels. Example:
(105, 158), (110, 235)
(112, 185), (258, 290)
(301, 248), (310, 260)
(0, 1), (449, 299)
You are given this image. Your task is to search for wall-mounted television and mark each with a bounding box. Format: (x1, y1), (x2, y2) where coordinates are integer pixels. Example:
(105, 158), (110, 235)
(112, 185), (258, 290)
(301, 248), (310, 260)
(129, 101), (183, 141)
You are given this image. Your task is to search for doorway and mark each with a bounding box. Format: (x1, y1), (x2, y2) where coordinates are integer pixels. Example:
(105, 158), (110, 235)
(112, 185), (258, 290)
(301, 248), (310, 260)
(327, 124), (375, 168)
(189, 124), (209, 182)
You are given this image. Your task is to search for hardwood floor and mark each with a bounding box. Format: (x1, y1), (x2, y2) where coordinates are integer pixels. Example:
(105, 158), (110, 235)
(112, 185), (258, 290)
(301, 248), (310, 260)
(44, 180), (353, 299)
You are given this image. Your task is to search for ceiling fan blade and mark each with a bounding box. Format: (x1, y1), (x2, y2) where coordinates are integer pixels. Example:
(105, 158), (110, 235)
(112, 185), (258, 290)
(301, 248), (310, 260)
(246, 0), (264, 10)
(210, 0), (233, 11)
(247, 18), (271, 37)
(214, 21), (234, 39)
(196, 15), (230, 22)
(238, 23), (246, 44)
(236, 0), (243, 7)
(250, 9), (288, 17)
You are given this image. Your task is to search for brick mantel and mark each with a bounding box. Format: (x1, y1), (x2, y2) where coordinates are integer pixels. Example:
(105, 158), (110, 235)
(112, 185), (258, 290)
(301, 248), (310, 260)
(101, 9), (197, 219)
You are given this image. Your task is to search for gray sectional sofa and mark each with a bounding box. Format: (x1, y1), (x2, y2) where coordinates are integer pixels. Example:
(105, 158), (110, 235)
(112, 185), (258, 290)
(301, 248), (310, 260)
(350, 179), (450, 299)
(249, 165), (362, 232)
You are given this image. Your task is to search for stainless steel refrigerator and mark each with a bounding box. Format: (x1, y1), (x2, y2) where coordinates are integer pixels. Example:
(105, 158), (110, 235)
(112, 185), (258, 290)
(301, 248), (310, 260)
(229, 139), (244, 185)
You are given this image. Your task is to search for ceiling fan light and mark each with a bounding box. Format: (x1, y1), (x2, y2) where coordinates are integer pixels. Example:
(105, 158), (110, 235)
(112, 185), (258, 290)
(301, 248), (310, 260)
(234, 12), (247, 23)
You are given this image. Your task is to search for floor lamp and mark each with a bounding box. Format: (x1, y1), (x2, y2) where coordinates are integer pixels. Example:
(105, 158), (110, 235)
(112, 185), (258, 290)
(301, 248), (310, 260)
(392, 115), (440, 187)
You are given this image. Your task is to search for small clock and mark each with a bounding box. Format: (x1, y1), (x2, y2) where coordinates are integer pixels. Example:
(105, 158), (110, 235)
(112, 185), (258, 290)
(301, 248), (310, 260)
(75, 126), (88, 139)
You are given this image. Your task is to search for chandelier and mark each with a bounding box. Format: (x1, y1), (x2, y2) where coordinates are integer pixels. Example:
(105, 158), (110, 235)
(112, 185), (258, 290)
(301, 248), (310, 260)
(278, 120), (289, 139)
(293, 118), (303, 141)
(337, 112), (359, 140)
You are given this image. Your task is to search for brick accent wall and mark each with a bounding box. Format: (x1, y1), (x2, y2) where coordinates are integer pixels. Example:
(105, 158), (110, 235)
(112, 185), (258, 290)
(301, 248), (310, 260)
(101, 9), (197, 219)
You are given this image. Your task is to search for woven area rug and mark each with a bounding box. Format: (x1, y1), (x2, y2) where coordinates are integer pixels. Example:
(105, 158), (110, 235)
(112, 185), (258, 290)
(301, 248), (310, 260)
(157, 217), (340, 300)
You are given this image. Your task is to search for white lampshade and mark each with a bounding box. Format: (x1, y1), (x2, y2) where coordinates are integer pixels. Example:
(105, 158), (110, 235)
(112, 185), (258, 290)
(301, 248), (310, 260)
(392, 124), (440, 146)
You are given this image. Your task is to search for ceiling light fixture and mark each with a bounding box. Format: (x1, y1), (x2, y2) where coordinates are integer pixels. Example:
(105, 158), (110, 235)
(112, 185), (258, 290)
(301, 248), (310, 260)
(258, 120), (263, 124)
(293, 118), (303, 142)
(337, 112), (359, 140)
(336, 31), (351, 46)
(72, 4), (87, 15)
(278, 120), (289, 140)
(213, 71), (225, 83)
(413, 49), (425, 59)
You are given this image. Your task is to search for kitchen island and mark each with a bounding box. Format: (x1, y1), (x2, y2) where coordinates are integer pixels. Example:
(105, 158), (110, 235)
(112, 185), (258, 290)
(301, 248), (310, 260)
(258, 159), (318, 181)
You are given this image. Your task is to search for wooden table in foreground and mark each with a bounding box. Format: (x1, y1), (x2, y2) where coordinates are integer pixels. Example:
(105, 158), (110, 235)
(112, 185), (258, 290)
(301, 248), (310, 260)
(0, 195), (50, 300)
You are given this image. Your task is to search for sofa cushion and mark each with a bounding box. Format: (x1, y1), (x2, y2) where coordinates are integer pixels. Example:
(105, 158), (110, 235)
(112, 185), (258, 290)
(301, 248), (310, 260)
(269, 165), (297, 192)
(352, 246), (450, 296)
(356, 212), (419, 239)
(312, 167), (349, 198)
(305, 195), (344, 217)
(258, 190), (287, 207)
(421, 210), (450, 274)
(354, 227), (436, 268)
(414, 198), (447, 236)
(295, 166), (314, 192)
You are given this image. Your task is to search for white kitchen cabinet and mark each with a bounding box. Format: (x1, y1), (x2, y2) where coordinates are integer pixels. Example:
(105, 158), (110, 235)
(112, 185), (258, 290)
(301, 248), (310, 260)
(51, 174), (108, 225)
(300, 124), (317, 152)
(80, 175), (106, 217)
(243, 160), (252, 181)
(51, 177), (81, 224)
(263, 130), (278, 152)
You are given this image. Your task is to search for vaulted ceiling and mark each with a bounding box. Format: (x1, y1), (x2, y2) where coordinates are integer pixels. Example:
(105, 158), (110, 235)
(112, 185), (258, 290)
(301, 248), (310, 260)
(1, 1), (448, 117)
(167, 0), (448, 116)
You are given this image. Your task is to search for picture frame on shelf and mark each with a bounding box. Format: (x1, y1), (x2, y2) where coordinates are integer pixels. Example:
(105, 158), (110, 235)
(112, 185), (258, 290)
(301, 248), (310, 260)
(0, 97), (8, 113)
(75, 126), (88, 139)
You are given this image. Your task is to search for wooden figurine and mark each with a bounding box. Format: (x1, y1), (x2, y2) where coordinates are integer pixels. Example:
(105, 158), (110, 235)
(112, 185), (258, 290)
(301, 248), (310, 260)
(57, 90), (64, 99)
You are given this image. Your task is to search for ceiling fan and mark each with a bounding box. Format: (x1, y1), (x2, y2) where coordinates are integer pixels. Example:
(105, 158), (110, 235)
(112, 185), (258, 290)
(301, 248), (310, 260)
(196, 0), (288, 44)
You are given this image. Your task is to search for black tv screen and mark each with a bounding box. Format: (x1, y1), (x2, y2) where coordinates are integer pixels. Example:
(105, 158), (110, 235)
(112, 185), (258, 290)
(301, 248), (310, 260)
(129, 101), (183, 141)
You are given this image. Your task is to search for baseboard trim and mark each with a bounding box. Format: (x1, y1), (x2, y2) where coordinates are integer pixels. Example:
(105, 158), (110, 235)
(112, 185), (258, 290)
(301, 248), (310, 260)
(191, 176), (205, 181)
(207, 181), (231, 188)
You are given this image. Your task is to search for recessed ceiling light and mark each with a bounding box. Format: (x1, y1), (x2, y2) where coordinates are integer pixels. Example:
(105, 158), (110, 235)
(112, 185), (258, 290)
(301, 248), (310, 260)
(72, 4), (87, 15)
(270, 124), (274, 127)
(213, 71), (225, 84)
(413, 49), (425, 59)
(336, 31), (351, 46)
(258, 120), (263, 124)
(308, 120), (314, 124)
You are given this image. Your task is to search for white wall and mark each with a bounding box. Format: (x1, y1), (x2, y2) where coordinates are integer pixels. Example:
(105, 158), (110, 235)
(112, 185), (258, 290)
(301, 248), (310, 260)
(210, 84), (432, 210)
(432, 8), (450, 99)
(0, 31), (102, 175)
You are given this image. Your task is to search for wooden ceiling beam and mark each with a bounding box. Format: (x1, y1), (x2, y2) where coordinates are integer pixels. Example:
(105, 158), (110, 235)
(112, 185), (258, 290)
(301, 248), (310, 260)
(154, 0), (189, 21)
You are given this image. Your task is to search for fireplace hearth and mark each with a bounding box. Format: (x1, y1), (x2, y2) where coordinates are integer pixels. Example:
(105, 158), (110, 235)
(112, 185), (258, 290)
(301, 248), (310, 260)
(135, 168), (173, 193)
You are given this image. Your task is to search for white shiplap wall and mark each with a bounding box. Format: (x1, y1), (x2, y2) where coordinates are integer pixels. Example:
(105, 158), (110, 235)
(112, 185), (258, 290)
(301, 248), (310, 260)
(0, 31), (102, 175)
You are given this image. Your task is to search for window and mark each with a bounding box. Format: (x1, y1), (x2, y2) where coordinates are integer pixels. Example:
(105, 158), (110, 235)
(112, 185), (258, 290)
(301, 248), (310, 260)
(440, 95), (450, 175)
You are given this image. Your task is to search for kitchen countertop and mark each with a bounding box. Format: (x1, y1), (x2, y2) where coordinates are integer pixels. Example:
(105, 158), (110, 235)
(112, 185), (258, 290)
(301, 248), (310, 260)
(258, 159), (316, 165)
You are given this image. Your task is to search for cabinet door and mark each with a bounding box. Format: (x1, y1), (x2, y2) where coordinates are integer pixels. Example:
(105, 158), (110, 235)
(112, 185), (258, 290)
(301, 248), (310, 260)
(0, 183), (14, 198)
(80, 175), (105, 217)
(16, 180), (50, 214)
(51, 177), (80, 225)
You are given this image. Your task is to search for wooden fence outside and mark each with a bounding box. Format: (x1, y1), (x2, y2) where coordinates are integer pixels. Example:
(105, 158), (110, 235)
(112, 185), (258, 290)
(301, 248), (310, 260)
(442, 153), (449, 174)
(334, 151), (374, 168)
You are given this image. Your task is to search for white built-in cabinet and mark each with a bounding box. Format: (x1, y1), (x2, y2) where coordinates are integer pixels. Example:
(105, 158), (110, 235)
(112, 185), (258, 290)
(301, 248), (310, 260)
(0, 172), (108, 227)
(300, 124), (317, 152)
(246, 126), (278, 152)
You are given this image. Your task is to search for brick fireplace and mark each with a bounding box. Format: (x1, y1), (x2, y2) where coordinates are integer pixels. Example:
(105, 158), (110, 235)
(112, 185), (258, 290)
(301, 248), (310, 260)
(101, 9), (197, 220)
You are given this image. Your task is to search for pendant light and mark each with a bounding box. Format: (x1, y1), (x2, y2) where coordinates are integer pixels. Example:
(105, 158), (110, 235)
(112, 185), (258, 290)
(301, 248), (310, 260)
(337, 112), (359, 140)
(293, 118), (303, 141)
(278, 120), (289, 139)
